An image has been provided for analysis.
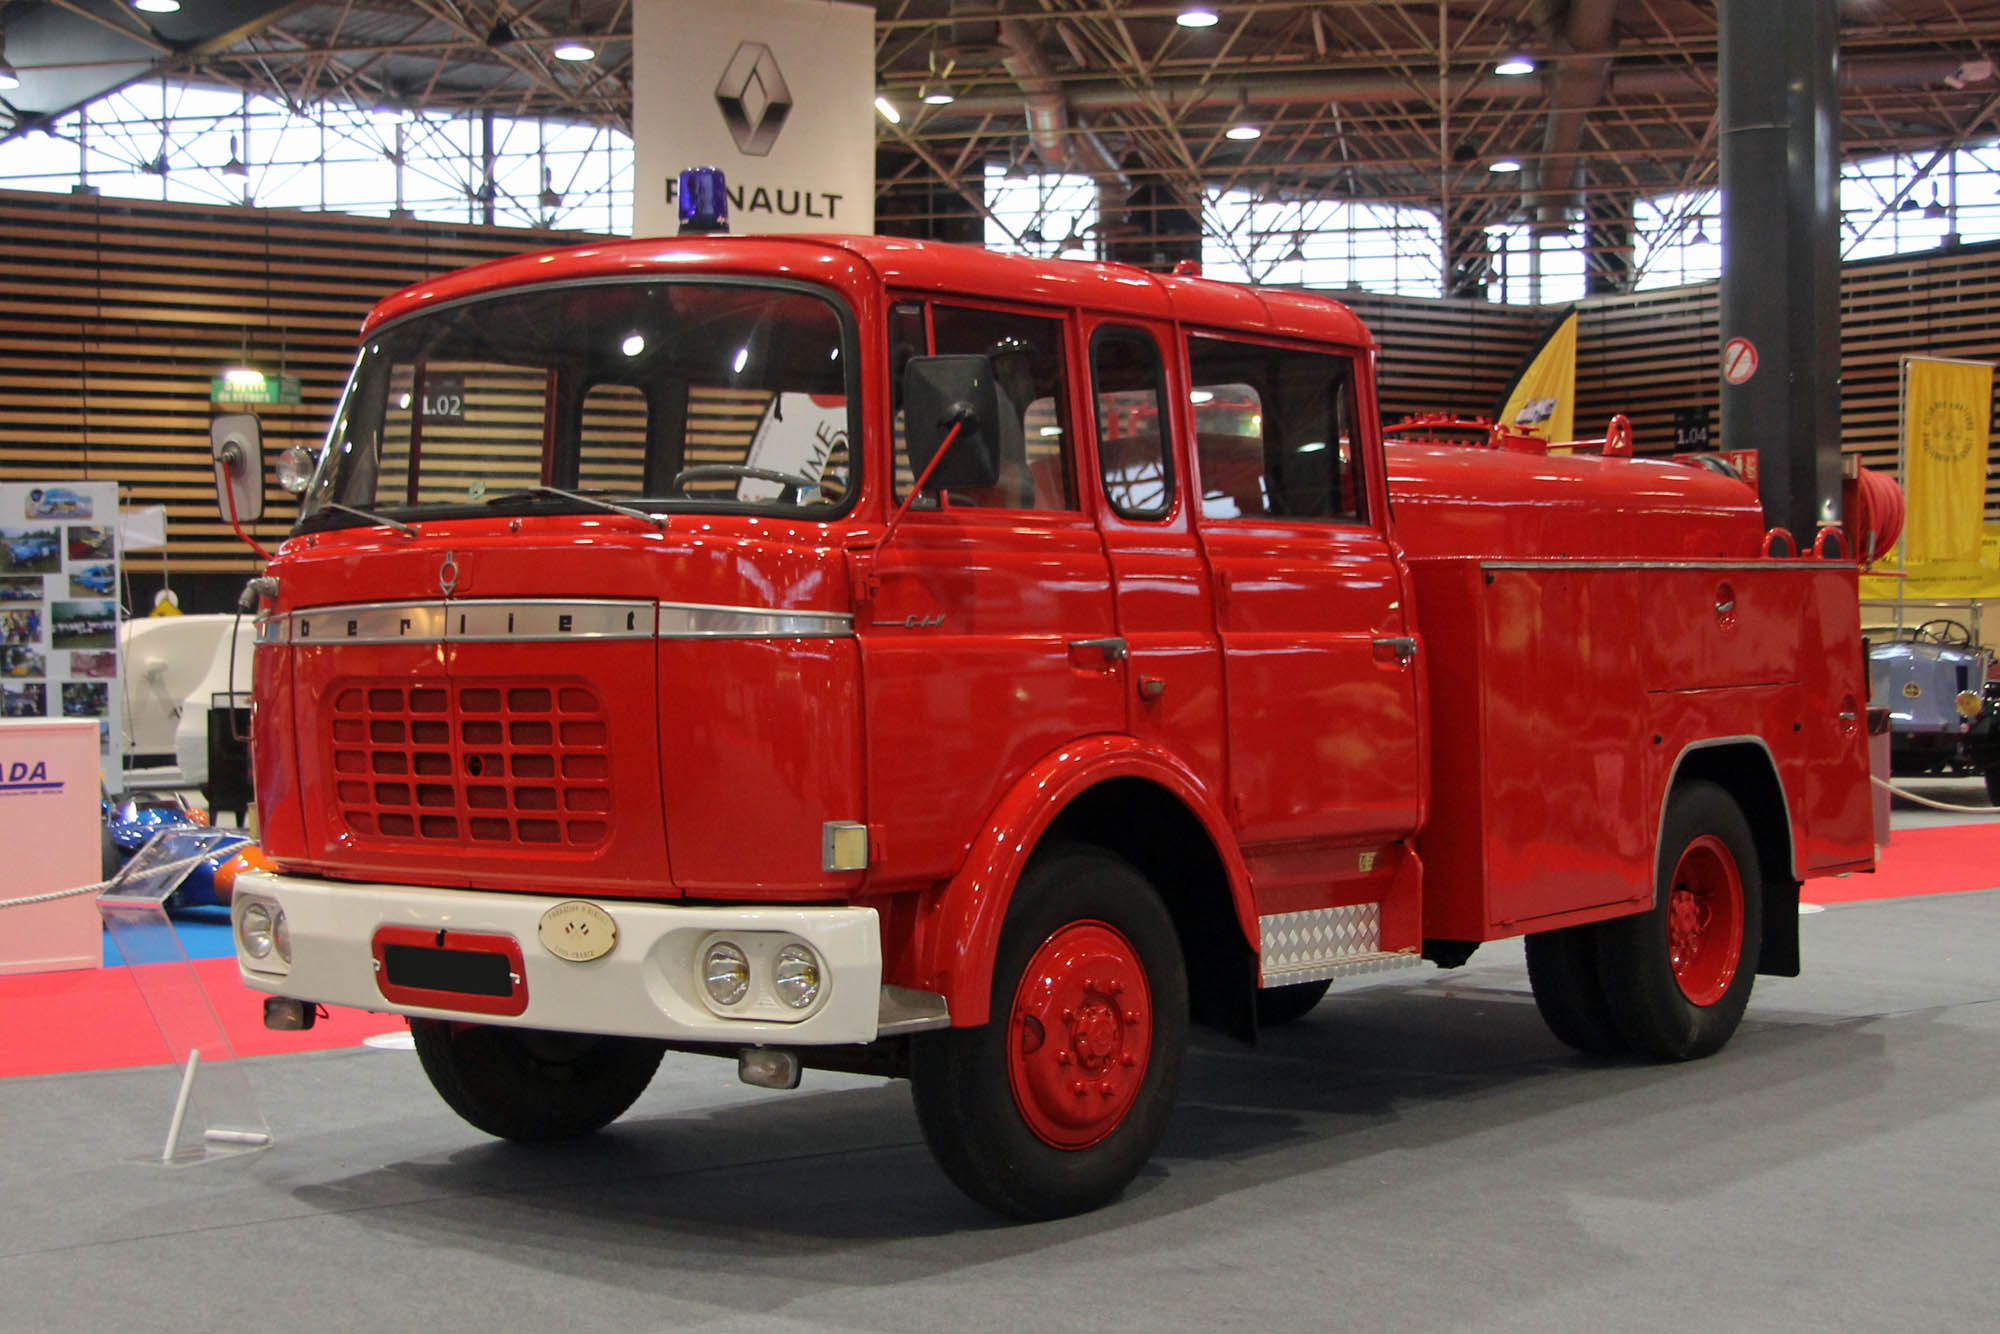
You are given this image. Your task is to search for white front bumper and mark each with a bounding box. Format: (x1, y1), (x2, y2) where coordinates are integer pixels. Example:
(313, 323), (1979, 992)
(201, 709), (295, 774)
(229, 871), (935, 1045)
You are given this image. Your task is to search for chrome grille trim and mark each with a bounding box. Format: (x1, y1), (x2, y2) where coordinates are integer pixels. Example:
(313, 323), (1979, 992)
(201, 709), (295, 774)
(657, 601), (854, 639)
(269, 598), (848, 643)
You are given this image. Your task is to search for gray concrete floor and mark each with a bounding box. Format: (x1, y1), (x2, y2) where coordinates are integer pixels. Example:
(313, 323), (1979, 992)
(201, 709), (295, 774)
(5, 806), (1999, 1332)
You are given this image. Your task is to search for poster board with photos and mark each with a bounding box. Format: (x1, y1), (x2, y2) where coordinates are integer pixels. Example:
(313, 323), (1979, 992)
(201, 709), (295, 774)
(0, 482), (121, 776)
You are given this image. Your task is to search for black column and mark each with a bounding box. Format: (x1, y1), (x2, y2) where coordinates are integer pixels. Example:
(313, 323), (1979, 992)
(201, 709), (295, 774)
(1719, 0), (1842, 539)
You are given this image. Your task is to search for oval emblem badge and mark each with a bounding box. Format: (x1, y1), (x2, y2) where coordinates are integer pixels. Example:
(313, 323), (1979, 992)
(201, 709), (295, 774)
(538, 901), (618, 962)
(1902, 682), (1923, 700)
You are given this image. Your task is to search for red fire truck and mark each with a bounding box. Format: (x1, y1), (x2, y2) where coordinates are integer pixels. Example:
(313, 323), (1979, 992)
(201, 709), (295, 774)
(219, 214), (1875, 1219)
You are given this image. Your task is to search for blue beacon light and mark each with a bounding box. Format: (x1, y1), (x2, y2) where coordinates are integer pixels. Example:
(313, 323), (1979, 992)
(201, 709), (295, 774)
(678, 167), (730, 235)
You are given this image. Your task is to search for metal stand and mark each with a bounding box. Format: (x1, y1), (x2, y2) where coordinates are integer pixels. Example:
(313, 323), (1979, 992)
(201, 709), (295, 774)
(96, 829), (272, 1165)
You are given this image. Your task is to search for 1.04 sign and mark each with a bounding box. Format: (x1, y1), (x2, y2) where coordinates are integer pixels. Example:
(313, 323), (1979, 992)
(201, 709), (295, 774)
(420, 374), (466, 423)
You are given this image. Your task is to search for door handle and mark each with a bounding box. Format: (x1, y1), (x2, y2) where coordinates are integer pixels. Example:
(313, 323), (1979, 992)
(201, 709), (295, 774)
(1373, 635), (1417, 664)
(1068, 636), (1128, 663)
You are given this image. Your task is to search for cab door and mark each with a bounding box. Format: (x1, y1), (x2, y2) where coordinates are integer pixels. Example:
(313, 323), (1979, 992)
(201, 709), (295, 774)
(858, 299), (1125, 885)
(1084, 319), (1225, 791)
(1187, 333), (1424, 865)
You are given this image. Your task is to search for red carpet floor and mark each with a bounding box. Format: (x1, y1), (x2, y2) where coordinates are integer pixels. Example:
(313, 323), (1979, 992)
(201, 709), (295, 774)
(1801, 822), (2000, 904)
(0, 957), (397, 1079)
(2, 824), (1995, 1079)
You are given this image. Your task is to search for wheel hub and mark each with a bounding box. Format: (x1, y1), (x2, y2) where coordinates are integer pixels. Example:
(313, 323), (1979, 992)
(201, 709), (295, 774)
(1666, 833), (1745, 1006)
(1007, 921), (1152, 1149)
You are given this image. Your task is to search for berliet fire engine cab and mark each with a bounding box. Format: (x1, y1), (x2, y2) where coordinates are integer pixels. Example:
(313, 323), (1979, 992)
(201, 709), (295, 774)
(217, 172), (1877, 1219)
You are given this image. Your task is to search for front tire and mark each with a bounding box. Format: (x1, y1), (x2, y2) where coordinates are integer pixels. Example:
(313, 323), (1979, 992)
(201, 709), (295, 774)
(410, 1021), (666, 1142)
(1595, 782), (1763, 1061)
(910, 843), (1189, 1220)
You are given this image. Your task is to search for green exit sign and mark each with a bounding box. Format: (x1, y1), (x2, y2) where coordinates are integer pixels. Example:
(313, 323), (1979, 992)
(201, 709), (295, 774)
(211, 372), (302, 405)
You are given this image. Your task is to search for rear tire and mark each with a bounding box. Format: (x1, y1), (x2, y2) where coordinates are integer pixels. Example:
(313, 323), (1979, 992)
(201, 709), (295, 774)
(1985, 764), (2000, 807)
(1524, 924), (1627, 1056)
(410, 1021), (665, 1142)
(1595, 781), (1763, 1061)
(1255, 978), (1332, 1028)
(910, 843), (1188, 1220)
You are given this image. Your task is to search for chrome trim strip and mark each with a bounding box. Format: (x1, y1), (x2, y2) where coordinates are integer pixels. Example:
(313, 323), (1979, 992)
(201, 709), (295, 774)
(291, 600), (449, 644)
(451, 599), (654, 642)
(1482, 560), (1857, 573)
(657, 600), (854, 639)
(268, 597), (852, 644)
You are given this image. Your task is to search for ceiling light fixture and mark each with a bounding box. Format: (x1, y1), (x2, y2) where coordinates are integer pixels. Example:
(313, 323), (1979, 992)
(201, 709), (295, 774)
(1495, 54), (1536, 76)
(874, 95), (902, 124)
(552, 0), (593, 61)
(1224, 93), (1261, 141)
(1924, 188), (1949, 220)
(1693, 220), (1710, 245)
(1488, 158), (1522, 174)
(540, 168), (562, 210)
(221, 134), (248, 178)
(134, 1), (182, 13)
(920, 79), (955, 106)
(1177, 8), (1221, 28)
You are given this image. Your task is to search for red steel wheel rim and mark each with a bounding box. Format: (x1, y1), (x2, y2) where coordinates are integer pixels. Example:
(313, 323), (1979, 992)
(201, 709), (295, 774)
(1666, 834), (1744, 1006)
(1005, 920), (1153, 1150)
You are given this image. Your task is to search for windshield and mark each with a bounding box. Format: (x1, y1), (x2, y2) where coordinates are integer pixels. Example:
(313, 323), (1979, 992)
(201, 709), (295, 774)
(299, 278), (856, 528)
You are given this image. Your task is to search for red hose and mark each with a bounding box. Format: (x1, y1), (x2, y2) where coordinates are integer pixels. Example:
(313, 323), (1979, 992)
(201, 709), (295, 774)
(1847, 467), (1905, 566)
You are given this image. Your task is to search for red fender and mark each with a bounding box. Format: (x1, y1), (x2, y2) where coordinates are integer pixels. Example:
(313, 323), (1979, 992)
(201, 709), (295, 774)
(913, 734), (1254, 1027)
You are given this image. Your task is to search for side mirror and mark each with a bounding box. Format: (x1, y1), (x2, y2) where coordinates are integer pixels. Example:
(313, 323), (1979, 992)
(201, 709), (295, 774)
(211, 413), (265, 524)
(903, 355), (1004, 492)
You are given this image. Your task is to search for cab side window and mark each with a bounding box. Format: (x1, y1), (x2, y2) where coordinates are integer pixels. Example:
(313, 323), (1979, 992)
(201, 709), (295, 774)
(1092, 326), (1174, 519)
(1188, 336), (1364, 523)
(890, 302), (1076, 510)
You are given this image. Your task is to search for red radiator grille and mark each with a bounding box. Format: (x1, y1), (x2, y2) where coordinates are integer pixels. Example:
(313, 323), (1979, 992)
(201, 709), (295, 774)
(328, 679), (612, 848)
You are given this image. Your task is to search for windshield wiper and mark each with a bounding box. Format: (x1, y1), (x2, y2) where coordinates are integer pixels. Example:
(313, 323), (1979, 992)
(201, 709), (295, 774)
(487, 486), (666, 531)
(321, 502), (418, 537)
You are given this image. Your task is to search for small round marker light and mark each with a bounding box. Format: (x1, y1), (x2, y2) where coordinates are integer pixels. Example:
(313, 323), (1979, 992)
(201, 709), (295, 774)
(772, 944), (822, 1010)
(1956, 689), (1982, 719)
(703, 941), (750, 1007)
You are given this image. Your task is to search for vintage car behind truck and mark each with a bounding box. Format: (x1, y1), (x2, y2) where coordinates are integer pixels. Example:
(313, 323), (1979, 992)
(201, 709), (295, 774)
(221, 216), (1876, 1219)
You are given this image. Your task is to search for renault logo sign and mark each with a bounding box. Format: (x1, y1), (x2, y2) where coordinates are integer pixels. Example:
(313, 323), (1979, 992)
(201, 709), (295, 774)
(715, 42), (791, 157)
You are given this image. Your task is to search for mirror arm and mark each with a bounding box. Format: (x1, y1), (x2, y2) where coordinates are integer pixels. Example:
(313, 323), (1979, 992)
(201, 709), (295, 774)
(217, 444), (274, 560)
(879, 419), (965, 550)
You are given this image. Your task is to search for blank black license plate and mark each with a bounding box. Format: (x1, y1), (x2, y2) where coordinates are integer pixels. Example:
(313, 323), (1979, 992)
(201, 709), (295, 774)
(381, 943), (514, 998)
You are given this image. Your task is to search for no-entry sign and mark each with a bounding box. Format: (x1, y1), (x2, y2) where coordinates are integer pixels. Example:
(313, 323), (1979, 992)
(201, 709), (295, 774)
(1722, 336), (1759, 385)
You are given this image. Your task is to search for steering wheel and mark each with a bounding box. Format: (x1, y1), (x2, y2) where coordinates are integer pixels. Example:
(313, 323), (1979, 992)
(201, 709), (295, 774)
(1913, 618), (1975, 645)
(672, 464), (824, 504)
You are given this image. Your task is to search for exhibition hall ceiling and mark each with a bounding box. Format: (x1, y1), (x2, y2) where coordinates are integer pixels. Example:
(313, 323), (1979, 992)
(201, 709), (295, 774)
(3, 1), (1999, 234)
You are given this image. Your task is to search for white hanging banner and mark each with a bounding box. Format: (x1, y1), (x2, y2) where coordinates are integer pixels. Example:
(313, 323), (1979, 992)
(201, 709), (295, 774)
(1, 481), (122, 776)
(631, 0), (876, 237)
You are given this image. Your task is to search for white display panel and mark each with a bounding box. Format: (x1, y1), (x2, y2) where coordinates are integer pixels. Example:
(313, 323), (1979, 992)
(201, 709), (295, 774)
(631, 0), (875, 237)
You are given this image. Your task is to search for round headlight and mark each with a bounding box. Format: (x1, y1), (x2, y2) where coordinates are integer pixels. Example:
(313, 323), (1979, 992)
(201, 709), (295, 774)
(275, 445), (317, 494)
(772, 944), (822, 1010)
(240, 902), (273, 959)
(1956, 689), (1983, 719)
(703, 942), (750, 1007)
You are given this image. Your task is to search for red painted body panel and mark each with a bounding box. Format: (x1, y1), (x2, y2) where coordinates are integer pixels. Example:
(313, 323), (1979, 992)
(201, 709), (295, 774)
(243, 231), (1876, 1035)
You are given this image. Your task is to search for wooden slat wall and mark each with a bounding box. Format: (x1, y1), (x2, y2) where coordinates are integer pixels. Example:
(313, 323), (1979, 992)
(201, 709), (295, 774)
(1338, 290), (1538, 423)
(1575, 241), (2000, 514)
(0, 188), (593, 575)
(7, 185), (1996, 582)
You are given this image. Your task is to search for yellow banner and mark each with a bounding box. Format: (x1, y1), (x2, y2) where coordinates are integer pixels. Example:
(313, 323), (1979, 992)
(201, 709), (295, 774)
(1902, 357), (1994, 564)
(1498, 309), (1577, 444)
